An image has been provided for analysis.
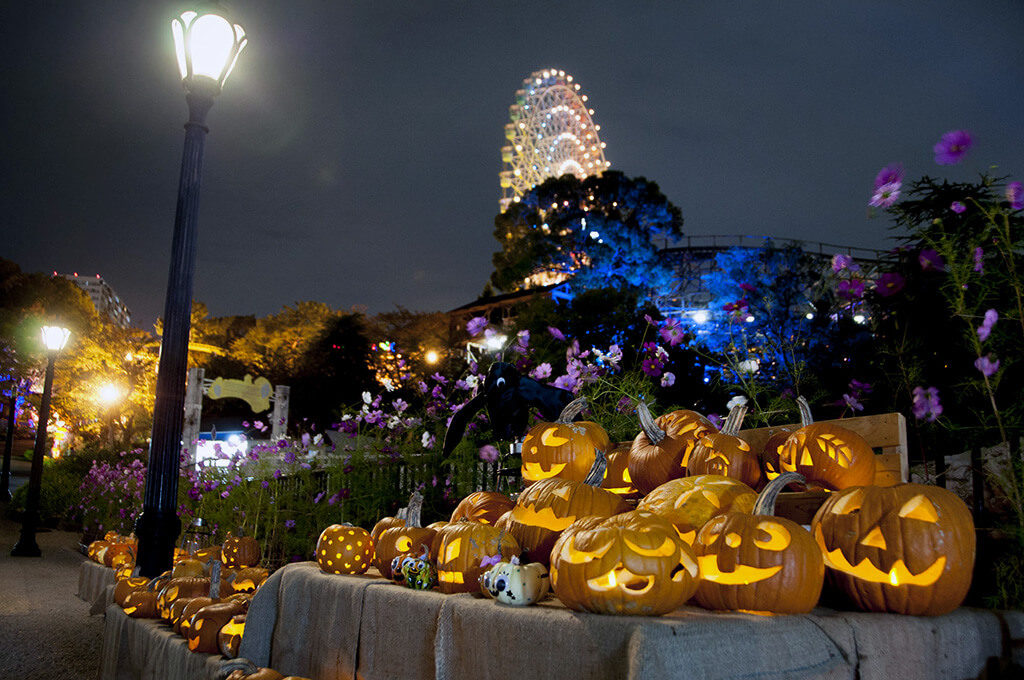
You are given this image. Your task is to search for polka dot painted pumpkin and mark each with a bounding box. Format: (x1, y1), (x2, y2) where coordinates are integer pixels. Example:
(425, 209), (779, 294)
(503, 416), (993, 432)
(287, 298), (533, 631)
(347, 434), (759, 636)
(316, 525), (374, 575)
(221, 535), (261, 568)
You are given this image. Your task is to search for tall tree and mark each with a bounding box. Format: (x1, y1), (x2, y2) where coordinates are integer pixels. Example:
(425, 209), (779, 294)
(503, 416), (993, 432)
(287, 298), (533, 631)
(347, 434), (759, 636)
(491, 171), (683, 301)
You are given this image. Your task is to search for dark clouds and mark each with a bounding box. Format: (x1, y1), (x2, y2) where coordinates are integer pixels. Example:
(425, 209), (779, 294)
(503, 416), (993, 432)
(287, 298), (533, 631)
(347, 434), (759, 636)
(4, 1), (1023, 329)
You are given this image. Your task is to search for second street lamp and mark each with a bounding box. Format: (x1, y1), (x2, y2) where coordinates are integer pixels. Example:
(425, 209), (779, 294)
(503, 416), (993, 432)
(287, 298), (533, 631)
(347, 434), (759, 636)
(135, 5), (247, 577)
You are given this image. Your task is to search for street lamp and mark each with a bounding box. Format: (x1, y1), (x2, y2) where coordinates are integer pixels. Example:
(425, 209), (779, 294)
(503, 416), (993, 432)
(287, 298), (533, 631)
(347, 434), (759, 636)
(11, 325), (70, 557)
(135, 5), (246, 577)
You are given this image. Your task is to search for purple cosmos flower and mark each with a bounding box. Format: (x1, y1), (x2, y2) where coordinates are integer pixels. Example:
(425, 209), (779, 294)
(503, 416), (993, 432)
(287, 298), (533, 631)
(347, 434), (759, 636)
(393, 398), (409, 413)
(874, 163), (904, 188)
(951, 201), (966, 214)
(540, 326), (564, 342)
(552, 374), (578, 392)
(431, 372), (448, 385)
(479, 445), (499, 463)
(975, 355), (1000, 377)
(615, 396), (633, 413)
(974, 247), (984, 273)
(738, 282), (757, 293)
(918, 249), (945, 271)
(707, 413), (723, 429)
(837, 278), (866, 301)
(842, 394), (864, 412)
(869, 164), (904, 208)
(644, 314), (657, 326)
(832, 254), (859, 273)
(660, 372), (676, 388)
(530, 363), (552, 380)
(641, 358), (663, 378)
(300, 433), (311, 448)
(284, 520), (296, 529)
(659, 318), (685, 346)
(934, 130), (972, 165)
(874, 272), (905, 297)
(466, 316), (488, 336)
(912, 386), (943, 422)
(1007, 182), (1024, 210)
(977, 309), (999, 342)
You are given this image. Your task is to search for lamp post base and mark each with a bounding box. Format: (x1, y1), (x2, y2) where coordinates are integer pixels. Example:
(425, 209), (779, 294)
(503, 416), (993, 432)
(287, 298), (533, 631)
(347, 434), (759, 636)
(11, 528), (41, 557)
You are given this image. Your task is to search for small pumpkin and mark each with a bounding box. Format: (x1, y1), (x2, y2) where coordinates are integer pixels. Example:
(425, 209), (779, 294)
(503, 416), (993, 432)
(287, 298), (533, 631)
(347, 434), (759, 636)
(520, 397), (611, 485)
(775, 397), (876, 490)
(177, 596), (217, 637)
(811, 483), (975, 616)
(434, 521), (520, 594)
(218, 614), (247, 658)
(122, 590), (159, 618)
(221, 535), (261, 568)
(157, 576), (211, 620)
(637, 475), (758, 545)
(479, 557), (550, 606)
(504, 451), (630, 565)
(450, 491), (516, 525)
(550, 511), (699, 616)
(628, 401), (716, 495)
(231, 567), (269, 594)
(687, 397), (761, 488)
(316, 524), (374, 575)
(692, 472), (824, 615)
(600, 444), (640, 498)
(398, 546), (437, 590)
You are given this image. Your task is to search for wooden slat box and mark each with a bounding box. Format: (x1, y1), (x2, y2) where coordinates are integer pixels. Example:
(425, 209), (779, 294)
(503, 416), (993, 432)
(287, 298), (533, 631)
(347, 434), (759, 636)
(738, 412), (909, 524)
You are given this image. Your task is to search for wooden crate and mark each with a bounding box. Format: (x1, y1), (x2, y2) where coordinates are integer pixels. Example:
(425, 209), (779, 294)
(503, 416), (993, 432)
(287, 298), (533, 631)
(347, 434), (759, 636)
(737, 412), (909, 524)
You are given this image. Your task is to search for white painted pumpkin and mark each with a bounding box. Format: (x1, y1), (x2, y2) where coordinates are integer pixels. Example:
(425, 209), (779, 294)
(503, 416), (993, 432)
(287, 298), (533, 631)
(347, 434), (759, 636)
(479, 558), (550, 606)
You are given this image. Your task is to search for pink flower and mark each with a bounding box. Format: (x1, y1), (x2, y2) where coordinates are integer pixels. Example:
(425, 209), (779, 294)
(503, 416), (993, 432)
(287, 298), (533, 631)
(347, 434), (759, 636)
(837, 279), (866, 301)
(977, 309), (998, 342)
(552, 374), (578, 392)
(874, 272), (905, 297)
(950, 201), (966, 214)
(659, 318), (685, 346)
(975, 355), (1000, 377)
(479, 445), (499, 463)
(933, 130), (972, 165)
(547, 326), (566, 341)
(530, 363), (552, 380)
(869, 164), (904, 207)
(466, 316), (488, 336)
(832, 254), (859, 273)
(1007, 182), (1023, 210)
(912, 386), (943, 422)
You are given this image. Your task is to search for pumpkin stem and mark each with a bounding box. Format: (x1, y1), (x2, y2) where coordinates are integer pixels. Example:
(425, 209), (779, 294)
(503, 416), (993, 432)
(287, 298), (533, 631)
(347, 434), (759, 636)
(557, 397), (589, 424)
(405, 491), (424, 528)
(753, 471), (805, 515)
(796, 395), (814, 427)
(636, 400), (666, 445)
(721, 396), (748, 435)
(583, 448), (608, 487)
(218, 658), (260, 680)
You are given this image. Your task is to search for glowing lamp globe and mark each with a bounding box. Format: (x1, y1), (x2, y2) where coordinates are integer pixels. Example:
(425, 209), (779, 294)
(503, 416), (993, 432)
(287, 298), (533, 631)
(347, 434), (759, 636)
(171, 7), (247, 94)
(40, 326), (70, 352)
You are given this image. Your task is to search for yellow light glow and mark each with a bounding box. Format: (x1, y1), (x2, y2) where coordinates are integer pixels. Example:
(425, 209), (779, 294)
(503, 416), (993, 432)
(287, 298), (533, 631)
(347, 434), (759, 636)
(622, 536), (678, 558)
(696, 556), (782, 585)
(586, 567), (654, 594)
(558, 536), (613, 564)
(859, 527), (887, 550)
(898, 495), (939, 522)
(511, 503), (577, 532)
(171, 9), (247, 87)
(521, 461), (568, 481)
(753, 522), (792, 551)
(40, 326), (70, 351)
(424, 350), (440, 364)
(814, 525), (946, 586)
(97, 383), (123, 405)
(438, 570), (464, 584)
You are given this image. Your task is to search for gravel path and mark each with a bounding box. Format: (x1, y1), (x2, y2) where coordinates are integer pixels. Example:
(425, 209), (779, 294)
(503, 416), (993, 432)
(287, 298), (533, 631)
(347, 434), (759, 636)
(0, 515), (103, 679)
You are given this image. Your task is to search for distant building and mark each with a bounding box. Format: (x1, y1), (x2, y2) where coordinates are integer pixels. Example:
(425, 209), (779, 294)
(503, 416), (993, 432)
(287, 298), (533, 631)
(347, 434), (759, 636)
(61, 273), (132, 327)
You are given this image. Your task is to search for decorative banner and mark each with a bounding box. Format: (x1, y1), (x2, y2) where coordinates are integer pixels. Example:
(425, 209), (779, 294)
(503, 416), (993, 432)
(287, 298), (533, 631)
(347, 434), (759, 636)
(207, 375), (272, 413)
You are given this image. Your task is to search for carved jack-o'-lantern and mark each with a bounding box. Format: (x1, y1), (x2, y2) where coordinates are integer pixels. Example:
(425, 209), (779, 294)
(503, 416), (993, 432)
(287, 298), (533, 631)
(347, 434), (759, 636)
(628, 401), (717, 495)
(775, 397), (875, 490)
(186, 600), (246, 653)
(521, 397), (611, 485)
(688, 397), (762, 488)
(157, 577), (211, 620)
(113, 576), (150, 607)
(221, 535), (261, 568)
(218, 614), (246, 658)
(316, 525), (374, 575)
(172, 558), (206, 579)
(374, 493), (436, 579)
(600, 445), (640, 498)
(450, 490), (516, 525)
(812, 483), (975, 616)
(638, 475), (757, 545)
(550, 511), (699, 616)
(177, 596), (216, 636)
(434, 521), (520, 594)
(479, 557), (550, 606)
(122, 589), (160, 618)
(505, 451), (630, 566)
(231, 567), (269, 594)
(693, 473), (824, 615)
(103, 541), (136, 568)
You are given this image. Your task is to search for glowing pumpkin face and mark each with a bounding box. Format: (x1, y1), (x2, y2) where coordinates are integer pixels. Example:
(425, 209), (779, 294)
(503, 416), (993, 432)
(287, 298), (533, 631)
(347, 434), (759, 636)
(637, 475), (757, 545)
(231, 567), (269, 594)
(157, 577), (211, 620)
(600, 447), (639, 498)
(373, 525), (436, 579)
(434, 521), (520, 594)
(450, 491), (516, 525)
(550, 512), (699, 616)
(218, 614), (246, 658)
(221, 535), (261, 568)
(777, 424), (876, 490)
(113, 576), (150, 607)
(316, 525), (374, 575)
(122, 590), (159, 618)
(811, 484), (976, 616)
(688, 433), (762, 489)
(177, 596), (216, 636)
(629, 403), (716, 495)
(758, 428), (794, 484)
(692, 473), (824, 615)
(186, 600), (246, 653)
(521, 398), (611, 484)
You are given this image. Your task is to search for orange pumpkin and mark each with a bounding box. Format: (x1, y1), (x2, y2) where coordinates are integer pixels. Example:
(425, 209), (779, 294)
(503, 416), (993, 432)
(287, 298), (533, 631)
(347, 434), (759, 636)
(186, 600), (246, 653)
(122, 589), (160, 618)
(450, 491), (516, 525)
(434, 521), (520, 594)
(231, 567), (269, 594)
(374, 494), (437, 579)
(600, 445), (639, 498)
(177, 596), (217, 637)
(775, 397), (876, 490)
(221, 535), (261, 568)
(688, 397), (761, 488)
(692, 472), (824, 615)
(637, 475), (757, 545)
(520, 397), (611, 485)
(505, 451), (630, 566)
(811, 483), (975, 615)
(550, 511), (699, 616)
(113, 577), (150, 607)
(218, 614), (247, 658)
(157, 576), (211, 620)
(628, 401), (716, 495)
(316, 525), (374, 575)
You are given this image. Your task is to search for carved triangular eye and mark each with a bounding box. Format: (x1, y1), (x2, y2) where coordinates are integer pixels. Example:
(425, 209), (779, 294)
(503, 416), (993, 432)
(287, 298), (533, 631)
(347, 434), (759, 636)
(859, 526), (887, 550)
(831, 488), (865, 514)
(898, 495), (939, 522)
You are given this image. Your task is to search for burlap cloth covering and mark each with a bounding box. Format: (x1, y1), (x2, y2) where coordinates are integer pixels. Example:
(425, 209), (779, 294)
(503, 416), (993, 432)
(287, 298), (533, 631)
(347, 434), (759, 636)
(237, 562), (1024, 680)
(77, 560), (117, 615)
(99, 603), (224, 680)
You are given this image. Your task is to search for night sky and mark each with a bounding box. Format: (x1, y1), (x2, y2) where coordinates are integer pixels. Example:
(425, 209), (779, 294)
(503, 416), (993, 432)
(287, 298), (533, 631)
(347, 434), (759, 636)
(5, 1), (1024, 330)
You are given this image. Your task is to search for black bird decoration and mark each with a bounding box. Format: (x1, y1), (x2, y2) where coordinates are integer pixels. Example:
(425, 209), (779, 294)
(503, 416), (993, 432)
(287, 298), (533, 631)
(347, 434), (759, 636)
(441, 362), (575, 458)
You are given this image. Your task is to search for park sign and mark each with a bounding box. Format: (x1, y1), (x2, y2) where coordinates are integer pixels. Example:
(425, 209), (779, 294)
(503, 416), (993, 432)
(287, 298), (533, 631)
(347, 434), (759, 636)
(207, 375), (273, 413)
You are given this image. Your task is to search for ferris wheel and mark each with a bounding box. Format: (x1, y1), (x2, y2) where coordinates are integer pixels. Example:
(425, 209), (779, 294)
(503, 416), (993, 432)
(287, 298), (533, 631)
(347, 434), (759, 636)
(499, 68), (610, 212)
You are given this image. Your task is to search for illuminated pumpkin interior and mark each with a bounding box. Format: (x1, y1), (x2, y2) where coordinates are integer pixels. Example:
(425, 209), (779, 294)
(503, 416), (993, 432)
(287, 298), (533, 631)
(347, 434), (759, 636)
(587, 567), (654, 594)
(512, 503), (578, 532)
(522, 461), (568, 480)
(395, 535), (413, 552)
(697, 521), (792, 585)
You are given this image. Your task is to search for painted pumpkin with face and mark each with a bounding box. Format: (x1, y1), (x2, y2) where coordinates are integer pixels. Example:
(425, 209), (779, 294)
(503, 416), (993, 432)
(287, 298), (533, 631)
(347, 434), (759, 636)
(776, 397), (875, 490)
(693, 472), (824, 615)
(629, 401), (717, 495)
(687, 397), (761, 488)
(550, 511), (699, 616)
(479, 558), (550, 606)
(450, 491), (516, 526)
(221, 535), (261, 568)
(638, 475), (757, 545)
(316, 525), (374, 575)
(521, 397), (611, 485)
(434, 521), (520, 594)
(505, 451), (630, 565)
(811, 483), (975, 616)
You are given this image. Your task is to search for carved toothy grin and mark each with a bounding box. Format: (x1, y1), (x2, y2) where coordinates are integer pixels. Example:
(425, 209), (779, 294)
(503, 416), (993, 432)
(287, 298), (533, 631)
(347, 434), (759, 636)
(696, 556), (782, 584)
(586, 567), (654, 594)
(813, 525), (946, 586)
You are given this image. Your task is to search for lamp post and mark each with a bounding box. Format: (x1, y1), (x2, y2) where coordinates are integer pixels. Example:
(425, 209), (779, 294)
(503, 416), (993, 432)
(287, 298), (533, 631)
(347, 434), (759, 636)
(12, 326), (70, 557)
(134, 5), (246, 577)
(1, 378), (18, 501)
